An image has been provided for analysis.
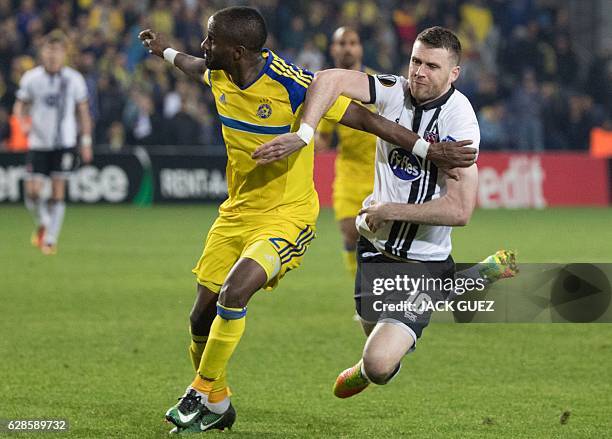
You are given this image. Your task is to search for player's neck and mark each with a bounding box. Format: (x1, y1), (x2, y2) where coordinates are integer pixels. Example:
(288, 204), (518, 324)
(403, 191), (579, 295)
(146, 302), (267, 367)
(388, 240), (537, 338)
(227, 55), (266, 88)
(43, 66), (63, 75)
(338, 62), (362, 71)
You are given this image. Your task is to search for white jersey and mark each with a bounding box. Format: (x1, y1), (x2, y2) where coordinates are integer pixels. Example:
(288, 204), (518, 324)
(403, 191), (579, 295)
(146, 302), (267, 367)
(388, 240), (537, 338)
(16, 66), (88, 150)
(356, 74), (480, 261)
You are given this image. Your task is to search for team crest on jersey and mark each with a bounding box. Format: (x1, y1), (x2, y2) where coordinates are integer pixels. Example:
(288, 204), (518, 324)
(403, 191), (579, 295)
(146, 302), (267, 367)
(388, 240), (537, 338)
(388, 148), (423, 181)
(219, 93), (226, 104)
(376, 74), (397, 87)
(45, 94), (60, 107)
(257, 98), (272, 119)
(423, 130), (439, 143)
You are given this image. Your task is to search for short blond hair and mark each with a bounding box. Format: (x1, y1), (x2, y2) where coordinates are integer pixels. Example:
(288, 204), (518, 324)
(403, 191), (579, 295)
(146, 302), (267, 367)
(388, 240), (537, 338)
(43, 29), (68, 47)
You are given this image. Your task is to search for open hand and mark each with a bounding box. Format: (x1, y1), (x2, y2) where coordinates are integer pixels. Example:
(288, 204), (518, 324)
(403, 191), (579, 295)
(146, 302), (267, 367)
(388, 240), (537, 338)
(252, 133), (307, 165)
(427, 140), (476, 170)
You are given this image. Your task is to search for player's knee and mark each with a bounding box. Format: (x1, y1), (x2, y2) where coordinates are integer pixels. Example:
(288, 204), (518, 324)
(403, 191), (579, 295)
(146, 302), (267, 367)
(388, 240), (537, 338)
(218, 282), (248, 309)
(362, 356), (397, 385)
(26, 189), (40, 201)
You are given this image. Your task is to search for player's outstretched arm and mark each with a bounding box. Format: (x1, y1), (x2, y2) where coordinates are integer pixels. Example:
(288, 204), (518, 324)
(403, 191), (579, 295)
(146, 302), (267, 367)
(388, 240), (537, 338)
(340, 103), (476, 173)
(360, 164), (478, 231)
(253, 69), (477, 170)
(139, 29), (206, 82)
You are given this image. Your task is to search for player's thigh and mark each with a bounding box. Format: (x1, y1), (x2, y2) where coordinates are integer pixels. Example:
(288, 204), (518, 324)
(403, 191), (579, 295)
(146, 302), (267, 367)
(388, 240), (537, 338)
(50, 148), (78, 178)
(25, 150), (50, 196)
(247, 220), (316, 291)
(192, 218), (244, 294)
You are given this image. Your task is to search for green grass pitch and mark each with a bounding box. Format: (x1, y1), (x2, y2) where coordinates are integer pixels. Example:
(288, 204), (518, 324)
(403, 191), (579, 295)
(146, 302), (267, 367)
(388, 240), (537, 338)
(2, 205), (612, 438)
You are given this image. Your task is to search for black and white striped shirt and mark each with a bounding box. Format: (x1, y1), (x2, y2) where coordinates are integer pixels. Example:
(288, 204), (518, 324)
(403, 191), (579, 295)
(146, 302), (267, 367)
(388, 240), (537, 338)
(16, 66), (88, 150)
(356, 74), (480, 261)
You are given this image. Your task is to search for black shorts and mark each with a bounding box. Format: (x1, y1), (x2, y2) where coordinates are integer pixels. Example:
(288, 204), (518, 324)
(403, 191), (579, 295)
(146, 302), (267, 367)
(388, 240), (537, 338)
(354, 236), (455, 342)
(25, 148), (79, 177)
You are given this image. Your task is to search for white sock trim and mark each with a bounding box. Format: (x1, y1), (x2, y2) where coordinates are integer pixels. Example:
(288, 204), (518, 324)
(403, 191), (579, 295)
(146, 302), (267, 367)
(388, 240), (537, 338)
(205, 397), (230, 414)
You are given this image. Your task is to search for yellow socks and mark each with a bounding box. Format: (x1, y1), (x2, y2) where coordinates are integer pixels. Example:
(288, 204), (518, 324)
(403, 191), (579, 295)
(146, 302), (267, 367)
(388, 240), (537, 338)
(189, 330), (230, 397)
(188, 332), (208, 371)
(192, 304), (246, 396)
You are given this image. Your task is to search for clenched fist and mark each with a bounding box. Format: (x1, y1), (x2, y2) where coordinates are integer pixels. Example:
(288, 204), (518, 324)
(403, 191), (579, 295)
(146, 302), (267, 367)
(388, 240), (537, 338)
(138, 29), (169, 58)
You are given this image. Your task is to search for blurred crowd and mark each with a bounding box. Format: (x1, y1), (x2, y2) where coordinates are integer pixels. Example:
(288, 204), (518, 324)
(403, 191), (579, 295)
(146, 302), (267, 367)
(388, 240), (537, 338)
(0, 0), (610, 152)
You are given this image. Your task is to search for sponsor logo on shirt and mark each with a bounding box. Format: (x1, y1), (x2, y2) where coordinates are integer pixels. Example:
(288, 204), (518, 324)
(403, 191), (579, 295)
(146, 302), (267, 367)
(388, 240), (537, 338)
(388, 148), (423, 181)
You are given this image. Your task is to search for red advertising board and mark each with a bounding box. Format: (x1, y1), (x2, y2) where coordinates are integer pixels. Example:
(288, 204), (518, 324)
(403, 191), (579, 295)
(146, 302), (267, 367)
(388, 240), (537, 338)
(314, 152), (610, 208)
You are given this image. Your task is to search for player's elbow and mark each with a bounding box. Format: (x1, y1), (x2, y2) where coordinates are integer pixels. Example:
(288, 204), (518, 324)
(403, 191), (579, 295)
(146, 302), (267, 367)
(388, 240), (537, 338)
(453, 211), (469, 227)
(453, 205), (474, 226)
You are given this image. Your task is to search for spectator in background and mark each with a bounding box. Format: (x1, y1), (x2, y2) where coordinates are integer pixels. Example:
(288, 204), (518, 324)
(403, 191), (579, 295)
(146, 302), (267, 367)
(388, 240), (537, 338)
(0, 0), (608, 152)
(566, 94), (607, 150)
(0, 106), (8, 148)
(0, 17), (23, 78)
(0, 0), (12, 21)
(585, 49), (612, 117)
(478, 101), (510, 150)
(76, 50), (99, 126)
(553, 34), (577, 86)
(88, 0), (125, 43)
(295, 39), (324, 72)
(16, 0), (38, 43)
(471, 71), (505, 113)
(96, 73), (125, 145)
(460, 0), (494, 44)
(282, 16), (306, 58)
(540, 81), (570, 150)
(510, 70), (544, 151)
(166, 95), (202, 146)
(123, 89), (164, 146)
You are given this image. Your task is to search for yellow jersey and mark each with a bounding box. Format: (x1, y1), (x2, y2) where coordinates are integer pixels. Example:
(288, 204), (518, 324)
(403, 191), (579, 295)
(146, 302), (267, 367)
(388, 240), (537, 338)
(203, 49), (351, 224)
(317, 67), (377, 194)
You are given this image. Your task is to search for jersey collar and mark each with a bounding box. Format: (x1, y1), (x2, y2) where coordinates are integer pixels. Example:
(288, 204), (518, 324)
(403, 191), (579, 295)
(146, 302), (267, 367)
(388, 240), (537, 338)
(410, 85), (455, 111)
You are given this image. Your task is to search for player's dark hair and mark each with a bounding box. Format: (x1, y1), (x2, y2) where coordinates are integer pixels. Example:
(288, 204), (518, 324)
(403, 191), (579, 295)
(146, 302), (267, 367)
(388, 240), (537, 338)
(43, 29), (68, 46)
(416, 26), (462, 65)
(212, 6), (267, 52)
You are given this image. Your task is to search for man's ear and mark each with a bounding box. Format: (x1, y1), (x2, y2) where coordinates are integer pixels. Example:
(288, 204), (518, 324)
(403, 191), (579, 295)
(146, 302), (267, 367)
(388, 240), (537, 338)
(233, 45), (246, 61)
(450, 65), (461, 83)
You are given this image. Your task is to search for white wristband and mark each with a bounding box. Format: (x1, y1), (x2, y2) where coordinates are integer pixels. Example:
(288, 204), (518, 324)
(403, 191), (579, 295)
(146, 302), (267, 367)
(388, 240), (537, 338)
(412, 138), (430, 159)
(163, 48), (179, 65)
(81, 134), (92, 147)
(296, 122), (314, 145)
